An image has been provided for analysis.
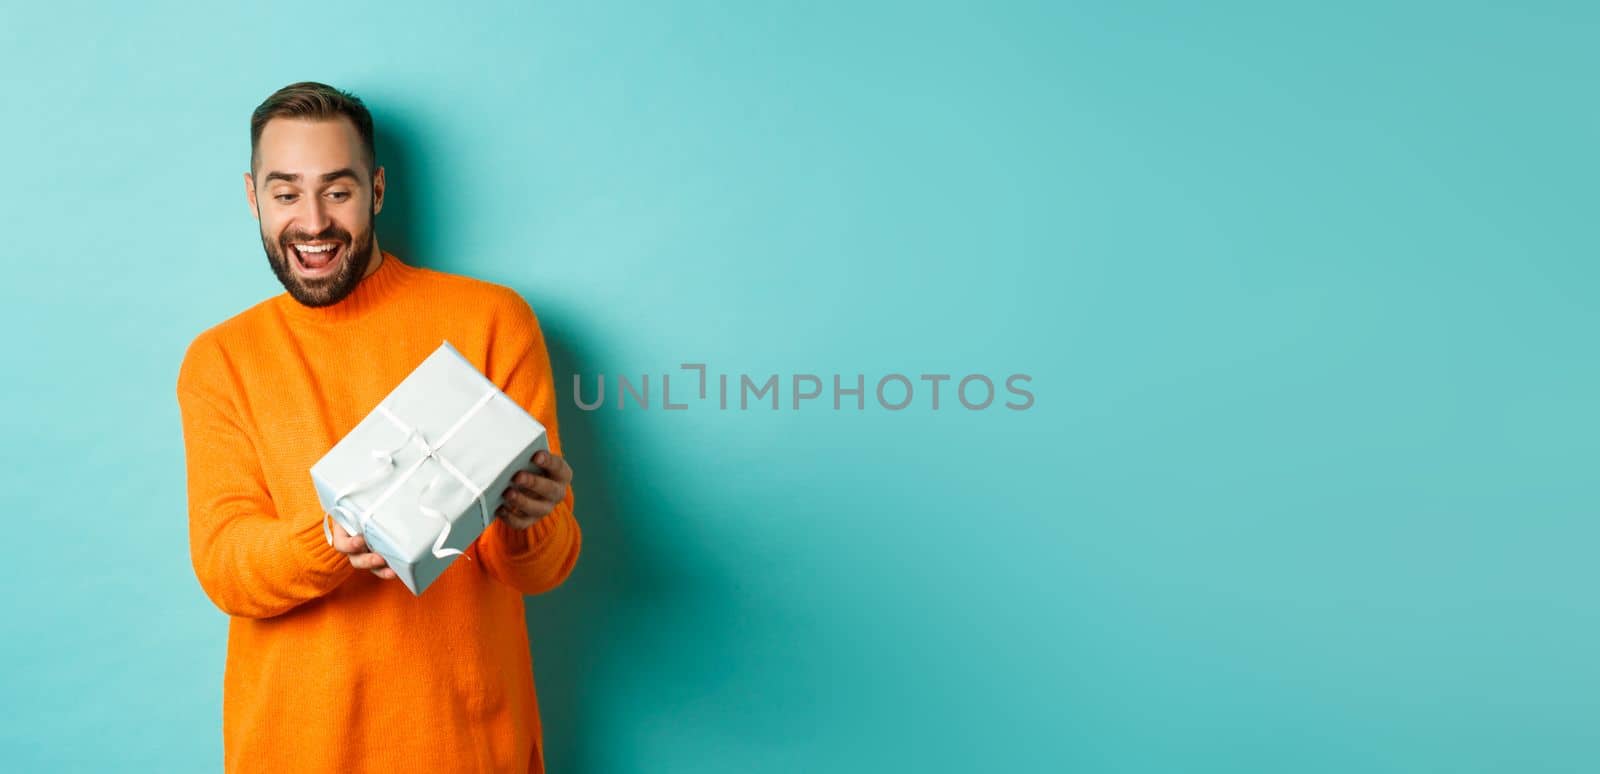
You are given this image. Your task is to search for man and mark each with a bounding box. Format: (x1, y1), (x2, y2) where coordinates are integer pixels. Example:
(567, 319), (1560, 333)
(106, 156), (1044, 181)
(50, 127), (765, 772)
(175, 81), (581, 773)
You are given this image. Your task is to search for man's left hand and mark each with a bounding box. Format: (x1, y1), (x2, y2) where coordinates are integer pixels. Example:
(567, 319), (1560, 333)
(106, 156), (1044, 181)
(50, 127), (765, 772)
(498, 450), (574, 530)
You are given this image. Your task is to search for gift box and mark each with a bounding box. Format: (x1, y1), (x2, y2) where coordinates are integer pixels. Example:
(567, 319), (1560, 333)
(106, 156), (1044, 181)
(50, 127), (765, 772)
(310, 340), (549, 595)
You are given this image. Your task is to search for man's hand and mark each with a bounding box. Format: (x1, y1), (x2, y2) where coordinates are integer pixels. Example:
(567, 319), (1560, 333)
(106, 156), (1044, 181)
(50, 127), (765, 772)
(330, 520), (397, 580)
(498, 450), (574, 530)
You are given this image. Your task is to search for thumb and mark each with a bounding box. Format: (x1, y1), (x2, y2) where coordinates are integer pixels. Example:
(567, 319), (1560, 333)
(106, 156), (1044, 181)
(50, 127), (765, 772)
(329, 518), (367, 554)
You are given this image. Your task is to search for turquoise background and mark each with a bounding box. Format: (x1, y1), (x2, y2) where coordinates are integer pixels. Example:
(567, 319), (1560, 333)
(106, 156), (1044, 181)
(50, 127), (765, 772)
(1, 1), (1595, 772)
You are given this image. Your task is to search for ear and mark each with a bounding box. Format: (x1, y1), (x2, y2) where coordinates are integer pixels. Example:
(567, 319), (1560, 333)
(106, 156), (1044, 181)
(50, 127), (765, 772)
(244, 172), (259, 221)
(371, 166), (386, 216)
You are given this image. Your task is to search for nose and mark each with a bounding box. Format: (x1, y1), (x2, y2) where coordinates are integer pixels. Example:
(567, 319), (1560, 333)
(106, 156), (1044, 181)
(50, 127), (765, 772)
(296, 193), (333, 236)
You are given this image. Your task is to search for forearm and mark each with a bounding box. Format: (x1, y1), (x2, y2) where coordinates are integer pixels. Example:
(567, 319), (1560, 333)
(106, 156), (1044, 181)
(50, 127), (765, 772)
(477, 292), (584, 595)
(477, 492), (581, 596)
(189, 503), (356, 618)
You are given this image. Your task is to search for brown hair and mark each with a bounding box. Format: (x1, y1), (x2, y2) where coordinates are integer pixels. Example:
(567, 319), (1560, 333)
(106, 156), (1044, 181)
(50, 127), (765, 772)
(249, 81), (376, 178)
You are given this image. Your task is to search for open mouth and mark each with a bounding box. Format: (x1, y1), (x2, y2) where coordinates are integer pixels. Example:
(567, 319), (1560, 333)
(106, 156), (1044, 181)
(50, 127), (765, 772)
(290, 241), (344, 277)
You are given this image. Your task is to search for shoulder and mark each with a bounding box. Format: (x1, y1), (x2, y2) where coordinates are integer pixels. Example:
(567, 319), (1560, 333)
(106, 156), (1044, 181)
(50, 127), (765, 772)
(409, 263), (542, 326)
(175, 297), (280, 395)
(409, 267), (551, 382)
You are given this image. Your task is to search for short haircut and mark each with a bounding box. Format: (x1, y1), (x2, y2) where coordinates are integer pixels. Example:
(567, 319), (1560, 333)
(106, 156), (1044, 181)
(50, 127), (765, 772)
(249, 81), (376, 179)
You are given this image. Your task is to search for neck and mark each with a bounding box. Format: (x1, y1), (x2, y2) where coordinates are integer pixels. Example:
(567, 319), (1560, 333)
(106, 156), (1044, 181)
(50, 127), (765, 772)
(278, 241), (413, 325)
(361, 235), (384, 279)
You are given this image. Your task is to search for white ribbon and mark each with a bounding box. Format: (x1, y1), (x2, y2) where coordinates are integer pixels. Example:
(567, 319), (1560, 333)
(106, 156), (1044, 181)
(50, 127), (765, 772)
(322, 426), (415, 546)
(323, 386), (500, 561)
(418, 472), (465, 559)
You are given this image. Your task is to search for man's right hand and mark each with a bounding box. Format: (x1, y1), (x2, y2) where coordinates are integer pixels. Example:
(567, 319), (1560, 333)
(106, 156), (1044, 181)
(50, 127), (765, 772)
(329, 519), (398, 580)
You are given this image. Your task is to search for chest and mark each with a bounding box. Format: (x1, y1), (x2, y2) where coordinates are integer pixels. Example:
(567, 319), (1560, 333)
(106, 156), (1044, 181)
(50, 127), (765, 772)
(228, 325), (497, 515)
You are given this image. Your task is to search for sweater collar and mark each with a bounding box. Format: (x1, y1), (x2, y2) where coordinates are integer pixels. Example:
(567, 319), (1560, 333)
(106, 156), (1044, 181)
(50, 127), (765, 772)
(276, 249), (416, 324)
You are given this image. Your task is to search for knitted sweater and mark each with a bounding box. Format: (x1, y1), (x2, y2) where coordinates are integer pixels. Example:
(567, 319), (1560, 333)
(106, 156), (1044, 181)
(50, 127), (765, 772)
(175, 250), (580, 773)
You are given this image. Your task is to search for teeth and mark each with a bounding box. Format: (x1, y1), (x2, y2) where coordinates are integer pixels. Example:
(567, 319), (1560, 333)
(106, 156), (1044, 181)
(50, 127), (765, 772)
(295, 243), (337, 253)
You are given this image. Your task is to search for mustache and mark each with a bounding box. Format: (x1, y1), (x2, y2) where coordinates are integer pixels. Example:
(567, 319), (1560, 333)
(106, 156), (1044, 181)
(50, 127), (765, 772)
(280, 228), (351, 245)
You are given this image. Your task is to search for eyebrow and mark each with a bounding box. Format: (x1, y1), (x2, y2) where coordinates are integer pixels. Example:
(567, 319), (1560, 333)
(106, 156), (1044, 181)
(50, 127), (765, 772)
(263, 168), (360, 185)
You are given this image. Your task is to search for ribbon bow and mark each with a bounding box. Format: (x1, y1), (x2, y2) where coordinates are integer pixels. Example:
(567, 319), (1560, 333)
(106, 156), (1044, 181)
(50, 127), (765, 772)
(323, 387), (500, 561)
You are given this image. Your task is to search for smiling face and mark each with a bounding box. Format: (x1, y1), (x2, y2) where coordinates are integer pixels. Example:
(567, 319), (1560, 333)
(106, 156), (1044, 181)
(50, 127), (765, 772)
(245, 116), (386, 307)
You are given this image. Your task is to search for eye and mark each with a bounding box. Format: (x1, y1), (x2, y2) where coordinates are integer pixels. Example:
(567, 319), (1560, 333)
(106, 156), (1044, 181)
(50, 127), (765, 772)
(327, 191), (351, 202)
(274, 194), (298, 203)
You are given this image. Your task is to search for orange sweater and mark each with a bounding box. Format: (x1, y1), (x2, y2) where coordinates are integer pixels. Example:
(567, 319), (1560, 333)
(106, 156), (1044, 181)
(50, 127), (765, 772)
(175, 250), (580, 773)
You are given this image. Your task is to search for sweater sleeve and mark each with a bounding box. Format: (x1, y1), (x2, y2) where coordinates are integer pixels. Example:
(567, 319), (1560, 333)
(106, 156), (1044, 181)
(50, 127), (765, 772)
(177, 336), (355, 618)
(475, 293), (583, 596)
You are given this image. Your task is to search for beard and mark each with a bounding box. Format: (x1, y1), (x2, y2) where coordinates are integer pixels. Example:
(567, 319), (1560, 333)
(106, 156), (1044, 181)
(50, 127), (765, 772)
(260, 209), (376, 308)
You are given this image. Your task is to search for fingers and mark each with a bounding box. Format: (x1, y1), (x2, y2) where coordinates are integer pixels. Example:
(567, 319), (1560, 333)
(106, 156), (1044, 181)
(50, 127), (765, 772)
(510, 470), (564, 502)
(350, 549), (396, 581)
(330, 517), (395, 580)
(500, 454), (570, 530)
(500, 486), (556, 522)
(532, 450), (573, 485)
(324, 456), (576, 578)
(497, 507), (542, 530)
(329, 518), (368, 555)
(349, 551), (389, 571)
(511, 450), (573, 502)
